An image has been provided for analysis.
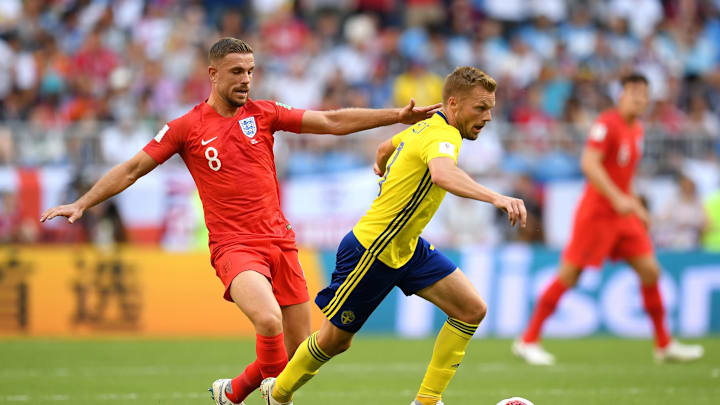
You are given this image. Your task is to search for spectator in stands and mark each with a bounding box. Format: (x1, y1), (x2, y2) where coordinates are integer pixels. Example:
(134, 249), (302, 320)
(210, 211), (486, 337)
(656, 174), (707, 250)
(0, 0), (718, 248)
(392, 59), (443, 108)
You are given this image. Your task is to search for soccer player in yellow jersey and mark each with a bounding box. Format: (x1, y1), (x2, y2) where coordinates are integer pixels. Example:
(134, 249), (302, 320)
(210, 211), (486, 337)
(261, 67), (527, 405)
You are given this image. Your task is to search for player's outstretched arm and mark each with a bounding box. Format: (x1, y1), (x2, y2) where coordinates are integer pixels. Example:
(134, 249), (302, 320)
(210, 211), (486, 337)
(428, 157), (527, 227)
(300, 99), (441, 135)
(40, 151), (158, 224)
(581, 147), (648, 224)
(373, 138), (396, 176)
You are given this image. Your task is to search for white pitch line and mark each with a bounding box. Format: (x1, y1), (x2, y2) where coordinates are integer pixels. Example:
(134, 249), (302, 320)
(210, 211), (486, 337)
(3, 386), (719, 402)
(0, 392), (207, 402)
(0, 364), (238, 379)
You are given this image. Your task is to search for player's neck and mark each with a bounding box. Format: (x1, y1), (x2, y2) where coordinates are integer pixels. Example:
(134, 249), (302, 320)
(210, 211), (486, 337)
(207, 93), (239, 117)
(618, 107), (637, 124)
(441, 107), (458, 128)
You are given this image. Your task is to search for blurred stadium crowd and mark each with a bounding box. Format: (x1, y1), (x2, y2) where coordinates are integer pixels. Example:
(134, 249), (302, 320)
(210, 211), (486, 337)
(0, 0), (719, 250)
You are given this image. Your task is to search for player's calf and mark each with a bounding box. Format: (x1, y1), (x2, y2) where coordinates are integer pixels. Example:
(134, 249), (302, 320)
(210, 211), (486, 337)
(415, 317), (481, 404)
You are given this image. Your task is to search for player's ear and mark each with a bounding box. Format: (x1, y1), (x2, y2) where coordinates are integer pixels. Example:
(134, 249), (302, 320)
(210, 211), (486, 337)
(448, 96), (458, 113)
(208, 64), (217, 83)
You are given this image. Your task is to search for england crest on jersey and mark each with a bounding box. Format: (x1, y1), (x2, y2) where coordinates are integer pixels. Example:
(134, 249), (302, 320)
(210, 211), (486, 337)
(239, 117), (257, 138)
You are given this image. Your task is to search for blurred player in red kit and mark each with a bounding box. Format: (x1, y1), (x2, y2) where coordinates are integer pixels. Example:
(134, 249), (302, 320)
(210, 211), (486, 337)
(40, 38), (441, 404)
(513, 73), (704, 365)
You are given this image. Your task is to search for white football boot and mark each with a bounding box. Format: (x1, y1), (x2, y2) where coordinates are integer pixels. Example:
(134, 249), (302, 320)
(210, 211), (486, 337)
(654, 340), (704, 363)
(512, 340), (556, 366)
(411, 400), (444, 405)
(208, 379), (246, 405)
(260, 377), (292, 405)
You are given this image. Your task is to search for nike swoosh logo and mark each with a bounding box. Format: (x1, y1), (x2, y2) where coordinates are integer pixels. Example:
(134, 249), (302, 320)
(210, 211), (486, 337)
(201, 137), (217, 146)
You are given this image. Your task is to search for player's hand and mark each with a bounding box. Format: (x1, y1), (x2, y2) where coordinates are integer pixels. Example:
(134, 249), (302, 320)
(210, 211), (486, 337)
(493, 195), (527, 228)
(373, 162), (385, 177)
(40, 203), (84, 224)
(633, 202), (651, 228)
(611, 195), (636, 216)
(398, 99), (442, 125)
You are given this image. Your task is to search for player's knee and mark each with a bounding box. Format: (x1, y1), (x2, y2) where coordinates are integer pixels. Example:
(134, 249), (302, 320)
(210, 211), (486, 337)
(456, 296), (487, 325)
(644, 265), (660, 284)
(323, 334), (353, 356)
(558, 263), (582, 287)
(252, 311), (283, 336)
(333, 337), (353, 355)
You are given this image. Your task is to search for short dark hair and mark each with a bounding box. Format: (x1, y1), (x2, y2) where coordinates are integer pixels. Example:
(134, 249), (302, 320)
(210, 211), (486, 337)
(209, 37), (253, 63)
(621, 73), (648, 87)
(442, 66), (497, 104)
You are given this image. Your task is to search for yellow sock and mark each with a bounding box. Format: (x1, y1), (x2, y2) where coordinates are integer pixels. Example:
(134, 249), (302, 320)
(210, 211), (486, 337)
(416, 317), (479, 403)
(273, 331), (331, 402)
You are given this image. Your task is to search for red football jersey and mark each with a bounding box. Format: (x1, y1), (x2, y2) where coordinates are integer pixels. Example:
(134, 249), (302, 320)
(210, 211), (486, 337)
(578, 109), (644, 215)
(143, 99), (305, 257)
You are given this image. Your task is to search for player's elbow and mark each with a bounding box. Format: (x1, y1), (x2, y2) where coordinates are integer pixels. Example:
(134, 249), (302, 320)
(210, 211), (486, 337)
(580, 151), (599, 175)
(580, 149), (602, 176)
(325, 111), (347, 135)
(376, 141), (394, 159)
(122, 162), (142, 185)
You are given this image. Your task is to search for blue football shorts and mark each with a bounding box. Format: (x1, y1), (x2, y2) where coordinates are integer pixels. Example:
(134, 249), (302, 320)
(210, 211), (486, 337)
(316, 231), (457, 333)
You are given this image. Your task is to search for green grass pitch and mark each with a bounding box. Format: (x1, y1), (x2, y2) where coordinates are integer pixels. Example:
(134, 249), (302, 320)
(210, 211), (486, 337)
(0, 337), (717, 404)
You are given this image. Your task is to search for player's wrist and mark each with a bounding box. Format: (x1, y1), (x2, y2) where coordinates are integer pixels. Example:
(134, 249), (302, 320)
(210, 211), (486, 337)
(73, 199), (89, 212)
(490, 193), (505, 206)
(610, 192), (627, 205)
(394, 108), (404, 124)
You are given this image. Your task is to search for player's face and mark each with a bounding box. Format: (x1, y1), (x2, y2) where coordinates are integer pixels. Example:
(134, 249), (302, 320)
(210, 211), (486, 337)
(210, 52), (254, 107)
(621, 82), (649, 117)
(451, 86), (495, 140)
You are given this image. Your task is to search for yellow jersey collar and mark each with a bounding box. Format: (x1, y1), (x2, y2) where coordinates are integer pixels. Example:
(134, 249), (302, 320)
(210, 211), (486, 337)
(435, 111), (450, 124)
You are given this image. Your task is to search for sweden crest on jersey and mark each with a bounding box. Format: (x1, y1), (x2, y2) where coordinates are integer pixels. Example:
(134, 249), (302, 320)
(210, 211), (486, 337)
(239, 117), (257, 138)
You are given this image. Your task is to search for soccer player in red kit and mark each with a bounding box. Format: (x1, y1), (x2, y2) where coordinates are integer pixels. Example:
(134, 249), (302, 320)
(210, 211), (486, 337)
(513, 73), (704, 365)
(40, 38), (441, 404)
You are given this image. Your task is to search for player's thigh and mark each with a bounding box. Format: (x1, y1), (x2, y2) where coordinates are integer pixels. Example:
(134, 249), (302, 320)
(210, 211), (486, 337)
(229, 270), (283, 336)
(563, 211), (618, 269)
(280, 301), (312, 358)
(415, 269), (487, 325)
(613, 217), (656, 284)
(626, 254), (661, 285)
(270, 244), (311, 307)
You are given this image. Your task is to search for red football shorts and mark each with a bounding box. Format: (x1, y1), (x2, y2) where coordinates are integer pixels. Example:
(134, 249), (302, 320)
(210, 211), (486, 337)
(563, 204), (653, 268)
(212, 239), (310, 306)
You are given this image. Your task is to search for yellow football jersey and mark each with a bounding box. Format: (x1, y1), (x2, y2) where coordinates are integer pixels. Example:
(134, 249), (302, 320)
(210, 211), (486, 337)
(352, 112), (462, 268)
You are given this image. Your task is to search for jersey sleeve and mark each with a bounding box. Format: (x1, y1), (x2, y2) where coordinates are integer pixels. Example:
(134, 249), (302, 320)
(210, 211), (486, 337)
(270, 100), (305, 133)
(142, 118), (187, 164)
(586, 115), (613, 155)
(420, 128), (462, 165)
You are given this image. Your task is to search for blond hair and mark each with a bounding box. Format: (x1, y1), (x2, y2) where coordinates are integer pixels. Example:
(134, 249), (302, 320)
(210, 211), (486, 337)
(442, 66), (496, 104)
